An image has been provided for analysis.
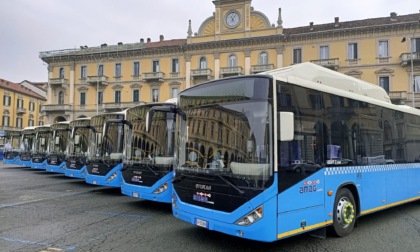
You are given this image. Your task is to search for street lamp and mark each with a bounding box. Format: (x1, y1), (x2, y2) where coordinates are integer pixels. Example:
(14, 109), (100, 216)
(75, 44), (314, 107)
(96, 57), (113, 114)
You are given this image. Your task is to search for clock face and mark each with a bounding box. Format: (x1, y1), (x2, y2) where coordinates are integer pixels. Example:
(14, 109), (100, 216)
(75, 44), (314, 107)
(226, 11), (240, 28)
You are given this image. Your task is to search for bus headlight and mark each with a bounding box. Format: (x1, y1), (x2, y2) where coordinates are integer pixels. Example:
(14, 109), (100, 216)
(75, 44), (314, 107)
(235, 206), (263, 226)
(106, 172), (118, 181)
(153, 182), (168, 194)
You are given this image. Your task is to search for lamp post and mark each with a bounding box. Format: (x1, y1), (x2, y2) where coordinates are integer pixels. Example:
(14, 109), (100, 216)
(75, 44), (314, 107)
(96, 57), (113, 114)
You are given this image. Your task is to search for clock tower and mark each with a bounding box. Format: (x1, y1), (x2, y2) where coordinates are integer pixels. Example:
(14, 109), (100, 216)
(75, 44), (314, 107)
(213, 0), (252, 35)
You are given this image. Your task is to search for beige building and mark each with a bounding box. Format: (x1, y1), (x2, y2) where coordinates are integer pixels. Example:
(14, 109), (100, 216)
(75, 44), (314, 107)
(39, 0), (420, 123)
(0, 78), (46, 132)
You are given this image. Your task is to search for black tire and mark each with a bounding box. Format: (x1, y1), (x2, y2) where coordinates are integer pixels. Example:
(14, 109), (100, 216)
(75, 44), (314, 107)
(332, 188), (356, 237)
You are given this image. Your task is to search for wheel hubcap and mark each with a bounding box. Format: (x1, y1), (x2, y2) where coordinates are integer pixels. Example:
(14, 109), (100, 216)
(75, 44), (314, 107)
(336, 197), (355, 226)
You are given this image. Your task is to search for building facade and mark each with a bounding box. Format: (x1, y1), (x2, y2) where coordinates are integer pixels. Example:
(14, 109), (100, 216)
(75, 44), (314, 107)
(0, 78), (47, 132)
(39, 0), (420, 123)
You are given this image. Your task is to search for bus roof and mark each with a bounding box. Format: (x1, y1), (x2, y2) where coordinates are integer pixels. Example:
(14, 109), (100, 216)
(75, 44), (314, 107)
(261, 62), (391, 103)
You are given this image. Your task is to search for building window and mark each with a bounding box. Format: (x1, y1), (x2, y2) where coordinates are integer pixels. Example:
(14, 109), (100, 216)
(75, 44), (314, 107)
(415, 75), (420, 93)
(59, 68), (64, 78)
(259, 52), (268, 65)
(133, 89), (139, 102)
(379, 76), (390, 93)
(16, 117), (22, 128)
(17, 99), (23, 108)
(98, 64), (104, 76)
(133, 62), (140, 76)
(81, 66), (87, 78)
(58, 91), (64, 105)
(171, 87), (179, 98)
(320, 46), (329, 59)
(348, 43), (358, 59)
(115, 63), (121, 77)
(80, 92), (86, 105)
(228, 55), (237, 67)
(152, 89), (159, 102)
(3, 95), (11, 106)
(98, 91), (103, 105)
(29, 102), (34, 111)
(28, 119), (34, 126)
(412, 38), (420, 53)
(378, 41), (389, 58)
(172, 58), (179, 73)
(115, 90), (121, 103)
(2, 116), (10, 126)
(200, 57), (207, 69)
(153, 60), (160, 72)
(38, 120), (43, 126)
(293, 48), (302, 64)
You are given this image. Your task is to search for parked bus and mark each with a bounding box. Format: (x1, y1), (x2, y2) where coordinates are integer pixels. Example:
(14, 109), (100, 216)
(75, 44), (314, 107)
(19, 126), (36, 167)
(171, 62), (420, 242)
(31, 125), (52, 169)
(121, 101), (176, 203)
(65, 118), (95, 178)
(85, 111), (130, 187)
(45, 121), (70, 173)
(2, 129), (22, 165)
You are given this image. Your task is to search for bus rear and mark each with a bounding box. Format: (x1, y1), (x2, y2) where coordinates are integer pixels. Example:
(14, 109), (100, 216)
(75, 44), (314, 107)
(121, 103), (176, 203)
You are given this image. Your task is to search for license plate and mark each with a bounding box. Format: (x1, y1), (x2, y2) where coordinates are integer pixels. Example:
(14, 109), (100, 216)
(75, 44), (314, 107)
(70, 174), (74, 177)
(93, 180), (97, 185)
(195, 218), (208, 228)
(50, 169), (54, 172)
(132, 192), (139, 198)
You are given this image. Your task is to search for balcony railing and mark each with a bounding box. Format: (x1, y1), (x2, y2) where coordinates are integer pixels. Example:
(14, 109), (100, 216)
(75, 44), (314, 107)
(49, 78), (69, 87)
(191, 68), (212, 79)
(143, 72), (165, 81)
(16, 107), (27, 114)
(86, 76), (109, 85)
(310, 58), (339, 70)
(170, 72), (180, 78)
(400, 52), (420, 66)
(220, 66), (242, 77)
(251, 64), (274, 73)
(41, 104), (72, 113)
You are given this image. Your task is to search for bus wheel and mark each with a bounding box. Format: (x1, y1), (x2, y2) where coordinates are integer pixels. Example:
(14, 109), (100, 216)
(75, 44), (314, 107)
(333, 188), (356, 237)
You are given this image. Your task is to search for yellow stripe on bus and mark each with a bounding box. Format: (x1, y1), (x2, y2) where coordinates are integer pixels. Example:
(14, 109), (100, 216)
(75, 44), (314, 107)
(361, 195), (420, 215)
(277, 220), (333, 239)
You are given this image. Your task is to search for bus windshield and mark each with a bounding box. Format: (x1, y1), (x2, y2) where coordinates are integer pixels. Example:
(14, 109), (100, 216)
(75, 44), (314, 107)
(176, 77), (273, 189)
(35, 130), (52, 154)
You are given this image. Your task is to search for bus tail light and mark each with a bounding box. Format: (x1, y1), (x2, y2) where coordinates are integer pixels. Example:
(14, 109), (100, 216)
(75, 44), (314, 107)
(153, 182), (168, 194)
(235, 206), (263, 226)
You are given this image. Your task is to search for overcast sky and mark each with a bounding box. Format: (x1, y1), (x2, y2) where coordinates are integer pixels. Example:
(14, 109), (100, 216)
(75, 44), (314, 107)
(0, 0), (419, 83)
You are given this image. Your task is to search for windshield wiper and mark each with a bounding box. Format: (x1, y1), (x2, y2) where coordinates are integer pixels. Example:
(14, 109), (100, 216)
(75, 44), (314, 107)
(145, 164), (159, 176)
(214, 174), (245, 195)
(172, 173), (213, 184)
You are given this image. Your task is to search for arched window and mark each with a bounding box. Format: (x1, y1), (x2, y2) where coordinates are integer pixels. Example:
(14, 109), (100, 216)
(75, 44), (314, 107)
(259, 52), (268, 65)
(59, 68), (64, 78)
(228, 55), (237, 67)
(199, 57), (207, 69)
(58, 91), (64, 105)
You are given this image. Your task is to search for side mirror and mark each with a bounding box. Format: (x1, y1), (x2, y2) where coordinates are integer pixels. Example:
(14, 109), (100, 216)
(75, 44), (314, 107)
(96, 133), (102, 145)
(40, 138), (45, 146)
(75, 135), (80, 145)
(55, 136), (60, 145)
(279, 112), (294, 141)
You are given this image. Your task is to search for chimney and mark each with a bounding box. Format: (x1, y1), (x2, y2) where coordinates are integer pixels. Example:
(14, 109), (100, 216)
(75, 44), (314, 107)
(160, 35), (164, 42)
(309, 22), (314, 30)
(140, 38), (144, 43)
(147, 38), (151, 43)
(390, 12), (397, 21)
(118, 42), (123, 46)
(334, 17), (339, 27)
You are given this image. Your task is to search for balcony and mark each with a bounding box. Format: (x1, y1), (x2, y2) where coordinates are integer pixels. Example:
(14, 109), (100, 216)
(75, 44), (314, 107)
(191, 69), (212, 79)
(251, 64), (274, 74)
(102, 101), (146, 112)
(16, 107), (27, 114)
(86, 76), (110, 86)
(389, 91), (420, 107)
(143, 72), (165, 82)
(400, 52), (420, 66)
(170, 72), (180, 78)
(41, 104), (72, 115)
(49, 78), (69, 88)
(310, 58), (339, 70)
(220, 66), (242, 78)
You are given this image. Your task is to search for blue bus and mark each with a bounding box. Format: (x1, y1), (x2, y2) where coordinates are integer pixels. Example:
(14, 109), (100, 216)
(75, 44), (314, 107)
(85, 111), (130, 187)
(45, 122), (70, 173)
(2, 129), (22, 165)
(19, 126), (36, 167)
(171, 62), (420, 242)
(121, 101), (177, 203)
(31, 125), (52, 169)
(65, 118), (95, 178)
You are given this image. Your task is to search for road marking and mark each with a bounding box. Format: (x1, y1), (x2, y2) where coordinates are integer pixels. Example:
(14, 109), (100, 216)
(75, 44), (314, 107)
(0, 236), (76, 251)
